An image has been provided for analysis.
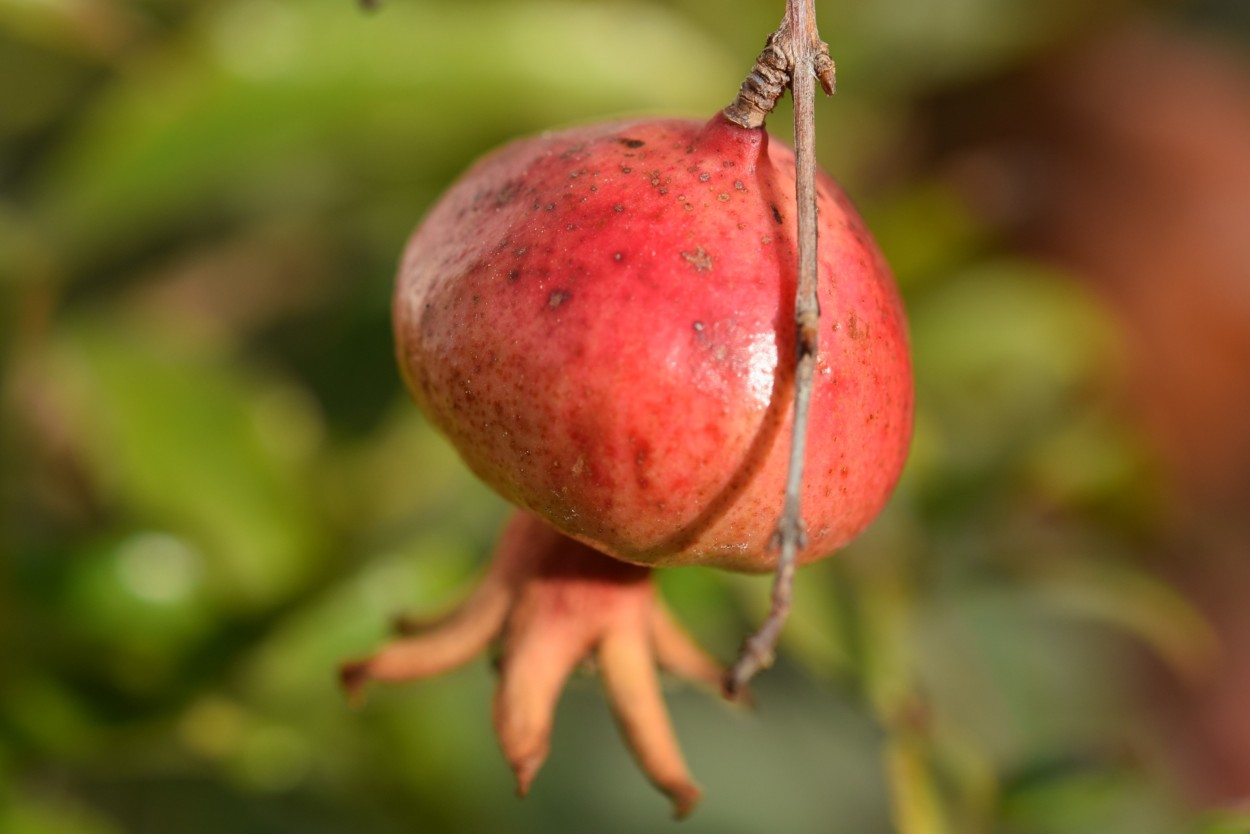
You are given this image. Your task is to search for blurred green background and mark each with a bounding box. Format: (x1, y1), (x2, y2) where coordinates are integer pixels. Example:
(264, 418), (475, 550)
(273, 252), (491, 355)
(4, 0), (1250, 832)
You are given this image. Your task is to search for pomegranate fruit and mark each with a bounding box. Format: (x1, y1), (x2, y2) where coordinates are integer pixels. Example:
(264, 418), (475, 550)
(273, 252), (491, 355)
(396, 113), (911, 567)
(343, 113), (912, 816)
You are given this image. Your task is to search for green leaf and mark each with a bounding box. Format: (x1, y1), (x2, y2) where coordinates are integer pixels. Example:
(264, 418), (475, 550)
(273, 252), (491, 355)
(0, 799), (121, 834)
(49, 313), (322, 609)
(1188, 812), (1250, 834)
(887, 735), (951, 834)
(1031, 560), (1219, 684)
(32, 0), (738, 265)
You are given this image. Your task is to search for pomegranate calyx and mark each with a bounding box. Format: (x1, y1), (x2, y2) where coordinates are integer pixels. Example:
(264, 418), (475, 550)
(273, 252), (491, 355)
(340, 512), (726, 818)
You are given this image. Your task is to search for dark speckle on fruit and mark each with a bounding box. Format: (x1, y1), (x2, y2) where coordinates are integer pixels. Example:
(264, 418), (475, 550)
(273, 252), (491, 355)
(496, 180), (522, 206)
(618, 138), (645, 148)
(771, 203), (784, 224)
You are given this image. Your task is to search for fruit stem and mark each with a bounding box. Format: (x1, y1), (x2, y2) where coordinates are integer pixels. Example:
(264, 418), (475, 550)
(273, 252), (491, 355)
(723, 2), (834, 129)
(725, 0), (833, 697)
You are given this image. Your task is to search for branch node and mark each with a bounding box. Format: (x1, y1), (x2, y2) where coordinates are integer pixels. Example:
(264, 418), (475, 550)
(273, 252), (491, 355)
(814, 52), (837, 96)
(723, 31), (793, 129)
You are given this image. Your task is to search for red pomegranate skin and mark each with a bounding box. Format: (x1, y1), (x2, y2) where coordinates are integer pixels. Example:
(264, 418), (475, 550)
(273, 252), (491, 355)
(395, 114), (912, 572)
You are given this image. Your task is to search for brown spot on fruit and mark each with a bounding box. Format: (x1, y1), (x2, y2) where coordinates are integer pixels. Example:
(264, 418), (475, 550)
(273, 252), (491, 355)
(848, 313), (867, 340)
(680, 246), (713, 272)
(548, 290), (571, 308)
